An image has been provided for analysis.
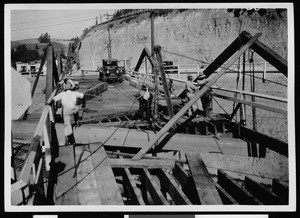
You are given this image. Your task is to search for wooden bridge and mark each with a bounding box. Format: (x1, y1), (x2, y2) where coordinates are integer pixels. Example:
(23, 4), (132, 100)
(11, 31), (289, 207)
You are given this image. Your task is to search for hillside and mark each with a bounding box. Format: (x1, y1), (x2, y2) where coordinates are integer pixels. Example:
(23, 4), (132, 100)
(11, 38), (71, 58)
(77, 9), (287, 71)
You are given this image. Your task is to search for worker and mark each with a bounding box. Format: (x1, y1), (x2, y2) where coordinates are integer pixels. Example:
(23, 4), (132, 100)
(133, 85), (152, 121)
(50, 89), (86, 146)
(196, 73), (212, 118)
(185, 75), (201, 116)
(168, 79), (175, 98)
(61, 77), (76, 91)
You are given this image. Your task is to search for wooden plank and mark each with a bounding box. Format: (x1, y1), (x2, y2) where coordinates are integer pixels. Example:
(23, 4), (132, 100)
(140, 169), (169, 205)
(89, 143), (124, 205)
(171, 163), (199, 204)
(212, 86), (287, 103)
(213, 181), (238, 204)
(217, 169), (262, 205)
(109, 158), (175, 169)
(134, 47), (155, 72)
(123, 168), (145, 205)
(17, 135), (40, 186)
(241, 31), (287, 77)
(186, 153), (222, 205)
(154, 45), (174, 118)
(172, 163), (189, 187)
(154, 169), (192, 205)
(84, 82), (108, 101)
(212, 92), (287, 115)
(244, 177), (285, 205)
(55, 145), (79, 205)
(272, 179), (288, 203)
(200, 153), (288, 185)
(12, 122), (249, 156)
(132, 33), (262, 160)
(225, 121), (288, 157)
(75, 145), (101, 205)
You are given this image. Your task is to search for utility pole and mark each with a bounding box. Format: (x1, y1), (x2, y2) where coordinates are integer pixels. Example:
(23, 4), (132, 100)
(151, 11), (158, 118)
(105, 13), (113, 59)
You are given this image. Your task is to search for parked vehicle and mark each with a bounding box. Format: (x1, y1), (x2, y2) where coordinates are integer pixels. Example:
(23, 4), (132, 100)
(98, 59), (125, 83)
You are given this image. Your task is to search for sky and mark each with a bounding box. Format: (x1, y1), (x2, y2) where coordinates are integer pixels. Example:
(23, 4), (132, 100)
(7, 4), (125, 41)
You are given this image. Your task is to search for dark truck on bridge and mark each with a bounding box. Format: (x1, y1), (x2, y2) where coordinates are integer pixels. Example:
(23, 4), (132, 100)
(98, 59), (125, 83)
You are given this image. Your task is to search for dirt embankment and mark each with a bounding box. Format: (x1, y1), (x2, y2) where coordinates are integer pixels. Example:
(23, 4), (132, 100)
(78, 9), (287, 70)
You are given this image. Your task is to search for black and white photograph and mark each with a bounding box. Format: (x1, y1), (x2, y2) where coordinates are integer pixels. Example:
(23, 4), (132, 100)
(4, 2), (295, 213)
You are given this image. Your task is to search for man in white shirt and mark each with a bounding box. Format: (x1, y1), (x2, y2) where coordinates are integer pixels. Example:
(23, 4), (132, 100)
(52, 90), (85, 145)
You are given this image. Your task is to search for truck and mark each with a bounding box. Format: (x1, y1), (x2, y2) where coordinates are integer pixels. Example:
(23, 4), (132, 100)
(98, 58), (125, 83)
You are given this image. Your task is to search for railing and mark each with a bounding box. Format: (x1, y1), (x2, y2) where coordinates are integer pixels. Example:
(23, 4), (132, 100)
(11, 91), (57, 205)
(126, 70), (287, 116)
(135, 61), (276, 81)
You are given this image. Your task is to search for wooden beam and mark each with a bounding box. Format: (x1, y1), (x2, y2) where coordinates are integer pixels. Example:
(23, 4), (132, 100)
(244, 176), (285, 205)
(134, 47), (155, 72)
(89, 143), (124, 205)
(241, 31), (287, 77)
(106, 151), (186, 164)
(123, 168), (145, 205)
(172, 163), (189, 186)
(203, 31), (249, 78)
(75, 145), (101, 205)
(109, 158), (175, 169)
(45, 45), (54, 104)
(213, 181), (238, 204)
(13, 121), (249, 156)
(212, 86), (287, 103)
(217, 169), (263, 205)
(153, 169), (192, 205)
(55, 145), (79, 205)
(212, 92), (287, 115)
(186, 153), (222, 204)
(154, 45), (174, 118)
(272, 179), (288, 203)
(84, 82), (108, 101)
(132, 32), (262, 160)
(140, 168), (169, 205)
(237, 123), (288, 157)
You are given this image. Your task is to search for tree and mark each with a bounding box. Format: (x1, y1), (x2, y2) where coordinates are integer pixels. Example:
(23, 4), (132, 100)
(11, 44), (42, 67)
(38, 32), (51, 43)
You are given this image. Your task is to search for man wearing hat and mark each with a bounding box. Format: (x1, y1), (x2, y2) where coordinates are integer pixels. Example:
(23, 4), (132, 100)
(196, 73), (212, 118)
(185, 75), (201, 116)
(134, 84), (153, 121)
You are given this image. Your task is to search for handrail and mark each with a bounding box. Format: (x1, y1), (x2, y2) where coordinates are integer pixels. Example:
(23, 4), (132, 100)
(128, 71), (286, 104)
(11, 89), (57, 205)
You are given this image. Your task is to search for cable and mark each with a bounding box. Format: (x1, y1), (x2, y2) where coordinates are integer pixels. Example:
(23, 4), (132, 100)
(11, 17), (95, 32)
(212, 95), (238, 123)
(162, 49), (288, 87)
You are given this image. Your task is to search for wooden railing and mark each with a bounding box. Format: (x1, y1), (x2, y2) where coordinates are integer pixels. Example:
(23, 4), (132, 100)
(11, 91), (57, 205)
(126, 70), (287, 115)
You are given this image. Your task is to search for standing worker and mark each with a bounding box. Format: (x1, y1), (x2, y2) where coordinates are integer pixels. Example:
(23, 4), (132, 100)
(196, 73), (212, 118)
(133, 85), (152, 121)
(185, 75), (201, 116)
(50, 89), (86, 145)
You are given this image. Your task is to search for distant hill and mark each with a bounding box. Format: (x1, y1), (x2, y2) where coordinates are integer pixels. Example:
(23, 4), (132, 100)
(11, 38), (71, 58)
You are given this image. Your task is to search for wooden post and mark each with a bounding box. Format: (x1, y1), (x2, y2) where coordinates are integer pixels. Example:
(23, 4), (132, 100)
(150, 12), (154, 56)
(240, 52), (246, 125)
(262, 62), (267, 83)
(132, 33), (262, 160)
(45, 45), (54, 103)
(154, 45), (174, 118)
(57, 51), (61, 78)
